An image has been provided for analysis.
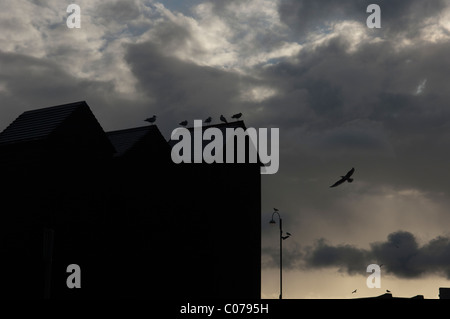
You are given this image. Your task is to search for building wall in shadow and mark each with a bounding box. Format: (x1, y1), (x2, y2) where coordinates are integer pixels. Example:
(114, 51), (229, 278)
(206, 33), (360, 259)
(0, 101), (261, 299)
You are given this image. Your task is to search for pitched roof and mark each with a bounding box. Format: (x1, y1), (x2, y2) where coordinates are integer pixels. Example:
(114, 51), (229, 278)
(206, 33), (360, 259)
(0, 101), (86, 145)
(107, 125), (155, 157)
(106, 125), (170, 158)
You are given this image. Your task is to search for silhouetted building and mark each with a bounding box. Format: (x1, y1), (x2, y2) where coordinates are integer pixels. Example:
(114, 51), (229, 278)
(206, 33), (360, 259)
(0, 101), (261, 299)
(439, 287), (450, 299)
(353, 292), (424, 299)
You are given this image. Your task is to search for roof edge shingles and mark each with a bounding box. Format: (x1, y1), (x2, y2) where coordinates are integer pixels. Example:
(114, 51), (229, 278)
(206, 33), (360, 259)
(0, 101), (87, 145)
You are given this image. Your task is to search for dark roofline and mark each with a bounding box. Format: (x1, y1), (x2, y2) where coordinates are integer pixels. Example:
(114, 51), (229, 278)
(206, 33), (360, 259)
(0, 101), (89, 145)
(106, 125), (157, 136)
(20, 101), (87, 115)
(106, 125), (168, 158)
(185, 120), (246, 131)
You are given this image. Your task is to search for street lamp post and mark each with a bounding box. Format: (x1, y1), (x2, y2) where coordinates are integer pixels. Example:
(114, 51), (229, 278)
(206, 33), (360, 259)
(270, 210), (290, 300)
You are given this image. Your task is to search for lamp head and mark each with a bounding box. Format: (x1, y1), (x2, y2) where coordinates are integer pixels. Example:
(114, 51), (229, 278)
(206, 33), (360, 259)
(269, 219), (276, 224)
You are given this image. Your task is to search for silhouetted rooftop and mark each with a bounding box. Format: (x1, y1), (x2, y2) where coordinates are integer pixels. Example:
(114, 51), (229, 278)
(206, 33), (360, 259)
(0, 101), (88, 145)
(107, 125), (157, 157)
(353, 293), (424, 299)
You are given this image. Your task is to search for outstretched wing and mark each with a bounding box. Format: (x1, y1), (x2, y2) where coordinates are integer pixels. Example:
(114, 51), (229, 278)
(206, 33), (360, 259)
(330, 177), (345, 188)
(344, 167), (355, 179)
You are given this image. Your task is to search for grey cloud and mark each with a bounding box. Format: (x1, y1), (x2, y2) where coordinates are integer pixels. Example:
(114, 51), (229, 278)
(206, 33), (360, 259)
(124, 41), (256, 122)
(0, 50), (151, 132)
(278, 0), (447, 38)
(96, 0), (140, 22)
(263, 231), (450, 279)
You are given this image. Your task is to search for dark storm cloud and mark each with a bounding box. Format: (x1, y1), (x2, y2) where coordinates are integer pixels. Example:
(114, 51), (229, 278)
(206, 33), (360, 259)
(278, 0), (447, 38)
(263, 231), (450, 279)
(253, 29), (450, 195)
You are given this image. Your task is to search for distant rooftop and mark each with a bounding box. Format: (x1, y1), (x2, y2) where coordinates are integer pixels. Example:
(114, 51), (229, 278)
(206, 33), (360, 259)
(107, 125), (158, 157)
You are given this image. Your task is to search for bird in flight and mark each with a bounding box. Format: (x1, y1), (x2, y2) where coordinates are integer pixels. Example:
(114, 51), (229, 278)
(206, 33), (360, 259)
(352, 289), (357, 294)
(329, 167), (355, 188)
(179, 120), (188, 127)
(205, 116), (212, 124)
(231, 113), (242, 120)
(144, 115), (156, 125)
(220, 115), (228, 123)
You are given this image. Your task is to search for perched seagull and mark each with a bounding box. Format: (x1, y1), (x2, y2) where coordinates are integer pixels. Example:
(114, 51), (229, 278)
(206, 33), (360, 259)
(220, 115), (228, 123)
(205, 116), (212, 124)
(329, 167), (355, 188)
(231, 112), (242, 120)
(179, 120), (188, 127)
(144, 115), (157, 125)
(352, 289), (357, 294)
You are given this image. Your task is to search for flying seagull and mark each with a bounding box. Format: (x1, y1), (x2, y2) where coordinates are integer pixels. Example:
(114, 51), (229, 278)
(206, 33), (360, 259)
(352, 289), (357, 294)
(231, 113), (242, 120)
(205, 116), (212, 124)
(220, 115), (228, 123)
(179, 120), (188, 127)
(329, 167), (355, 188)
(144, 115), (156, 125)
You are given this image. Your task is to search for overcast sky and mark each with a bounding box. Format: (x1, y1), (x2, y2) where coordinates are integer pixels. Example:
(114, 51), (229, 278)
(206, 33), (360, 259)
(2, 0), (450, 298)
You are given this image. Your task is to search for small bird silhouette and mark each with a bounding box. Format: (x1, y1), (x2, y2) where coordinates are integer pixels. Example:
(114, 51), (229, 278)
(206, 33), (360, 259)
(330, 167), (355, 188)
(144, 115), (156, 124)
(386, 289), (391, 293)
(231, 113), (242, 120)
(205, 116), (212, 124)
(179, 120), (188, 127)
(274, 208), (279, 212)
(352, 289), (357, 294)
(220, 115), (227, 123)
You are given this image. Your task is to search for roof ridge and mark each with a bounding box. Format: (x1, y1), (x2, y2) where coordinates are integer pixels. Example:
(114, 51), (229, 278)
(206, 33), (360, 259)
(20, 101), (86, 115)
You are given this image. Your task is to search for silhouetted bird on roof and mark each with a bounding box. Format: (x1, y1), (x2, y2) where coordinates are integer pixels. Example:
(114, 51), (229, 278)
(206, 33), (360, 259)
(220, 115), (227, 123)
(231, 113), (242, 120)
(179, 120), (188, 127)
(205, 116), (212, 124)
(386, 289), (391, 293)
(329, 167), (355, 188)
(144, 115), (156, 125)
